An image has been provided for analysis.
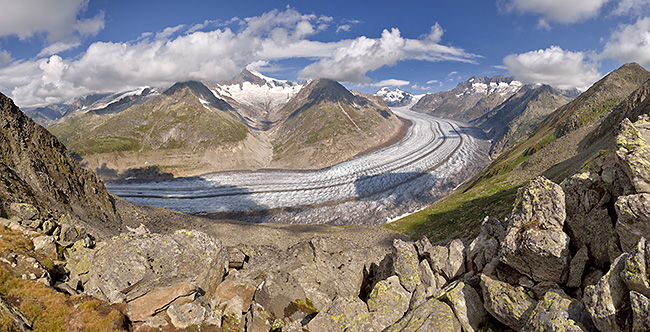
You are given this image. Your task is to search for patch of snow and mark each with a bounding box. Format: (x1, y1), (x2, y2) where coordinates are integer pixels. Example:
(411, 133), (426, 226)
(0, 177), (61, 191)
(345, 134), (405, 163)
(214, 81), (303, 109)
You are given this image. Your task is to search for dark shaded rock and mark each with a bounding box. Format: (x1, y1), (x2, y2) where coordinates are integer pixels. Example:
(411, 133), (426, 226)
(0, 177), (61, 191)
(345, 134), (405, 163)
(562, 171), (619, 267)
(567, 246), (589, 288)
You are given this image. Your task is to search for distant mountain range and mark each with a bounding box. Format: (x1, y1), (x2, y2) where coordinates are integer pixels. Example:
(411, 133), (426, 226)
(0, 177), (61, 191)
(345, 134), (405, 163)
(46, 70), (404, 178)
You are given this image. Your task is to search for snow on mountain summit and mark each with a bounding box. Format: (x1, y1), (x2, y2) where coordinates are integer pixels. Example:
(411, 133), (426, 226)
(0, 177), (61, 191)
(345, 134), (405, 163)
(210, 69), (304, 109)
(376, 87), (414, 107)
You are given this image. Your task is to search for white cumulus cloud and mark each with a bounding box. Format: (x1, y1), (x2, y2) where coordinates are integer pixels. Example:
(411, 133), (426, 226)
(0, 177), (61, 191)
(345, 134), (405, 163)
(0, 8), (479, 107)
(500, 0), (610, 24)
(299, 25), (478, 82)
(601, 16), (650, 67)
(0, 0), (104, 40)
(370, 79), (410, 87)
(503, 45), (601, 90)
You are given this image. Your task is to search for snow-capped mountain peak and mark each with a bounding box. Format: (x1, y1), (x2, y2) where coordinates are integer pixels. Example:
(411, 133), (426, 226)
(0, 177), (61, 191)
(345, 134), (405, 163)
(376, 87), (413, 107)
(209, 69), (304, 109)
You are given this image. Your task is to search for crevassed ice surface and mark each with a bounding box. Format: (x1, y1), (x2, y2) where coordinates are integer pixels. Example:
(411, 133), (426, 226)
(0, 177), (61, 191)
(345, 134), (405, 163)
(106, 106), (486, 222)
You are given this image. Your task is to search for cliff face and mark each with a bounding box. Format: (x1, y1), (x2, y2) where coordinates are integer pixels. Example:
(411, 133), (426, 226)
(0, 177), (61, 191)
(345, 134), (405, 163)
(0, 93), (120, 236)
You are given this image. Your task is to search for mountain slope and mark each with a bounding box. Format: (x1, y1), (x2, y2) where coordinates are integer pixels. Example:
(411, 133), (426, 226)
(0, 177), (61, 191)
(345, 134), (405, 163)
(472, 84), (573, 157)
(411, 75), (522, 122)
(270, 79), (404, 168)
(48, 81), (254, 177)
(388, 63), (650, 241)
(0, 92), (121, 235)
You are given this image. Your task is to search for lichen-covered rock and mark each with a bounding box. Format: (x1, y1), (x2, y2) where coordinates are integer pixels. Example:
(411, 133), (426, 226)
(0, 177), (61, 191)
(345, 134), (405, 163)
(66, 230), (225, 306)
(443, 239), (466, 281)
(384, 298), (461, 332)
(621, 238), (650, 298)
(500, 227), (570, 283)
(615, 194), (650, 252)
(367, 275), (411, 330)
(508, 176), (566, 230)
(616, 118), (650, 193)
(480, 274), (537, 330)
(438, 281), (486, 332)
(167, 301), (207, 329)
(392, 239), (421, 292)
(499, 177), (570, 283)
(562, 171), (619, 267)
(583, 253), (630, 332)
(9, 203), (39, 221)
(631, 291), (650, 332)
(567, 246), (589, 288)
(521, 290), (593, 332)
(306, 296), (369, 332)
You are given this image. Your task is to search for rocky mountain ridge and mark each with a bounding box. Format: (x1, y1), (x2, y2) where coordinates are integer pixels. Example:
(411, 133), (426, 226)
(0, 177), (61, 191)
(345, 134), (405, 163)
(411, 75), (524, 122)
(47, 74), (404, 177)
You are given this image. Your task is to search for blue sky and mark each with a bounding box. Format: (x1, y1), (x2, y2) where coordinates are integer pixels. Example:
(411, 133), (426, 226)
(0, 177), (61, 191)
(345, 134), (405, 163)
(0, 0), (649, 107)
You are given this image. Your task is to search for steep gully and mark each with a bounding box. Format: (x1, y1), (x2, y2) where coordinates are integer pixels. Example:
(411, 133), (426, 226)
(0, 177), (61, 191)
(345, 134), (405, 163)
(106, 104), (489, 225)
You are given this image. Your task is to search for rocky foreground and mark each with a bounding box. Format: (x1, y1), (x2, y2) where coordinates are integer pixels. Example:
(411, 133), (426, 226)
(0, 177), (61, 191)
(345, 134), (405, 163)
(3, 114), (650, 331)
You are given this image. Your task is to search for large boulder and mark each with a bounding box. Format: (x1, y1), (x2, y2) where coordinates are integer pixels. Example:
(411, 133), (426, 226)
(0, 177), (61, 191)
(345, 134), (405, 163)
(306, 296), (368, 332)
(583, 253), (631, 332)
(384, 298), (461, 332)
(392, 239), (421, 292)
(499, 177), (570, 283)
(631, 291), (650, 332)
(253, 271), (307, 319)
(438, 281), (487, 332)
(615, 194), (650, 252)
(66, 230), (226, 308)
(567, 246), (589, 288)
(562, 171), (619, 267)
(521, 290), (593, 332)
(480, 274), (537, 330)
(366, 275), (411, 330)
(615, 118), (650, 194)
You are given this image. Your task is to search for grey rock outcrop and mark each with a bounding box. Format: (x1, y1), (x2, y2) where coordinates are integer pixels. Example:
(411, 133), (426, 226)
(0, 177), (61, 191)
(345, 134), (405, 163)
(384, 298), (462, 332)
(499, 176), (570, 283)
(306, 296), (368, 332)
(66, 230), (225, 315)
(438, 281), (487, 332)
(392, 239), (421, 292)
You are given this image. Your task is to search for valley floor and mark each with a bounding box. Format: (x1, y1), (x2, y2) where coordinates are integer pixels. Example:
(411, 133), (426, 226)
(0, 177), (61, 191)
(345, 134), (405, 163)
(106, 106), (490, 225)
